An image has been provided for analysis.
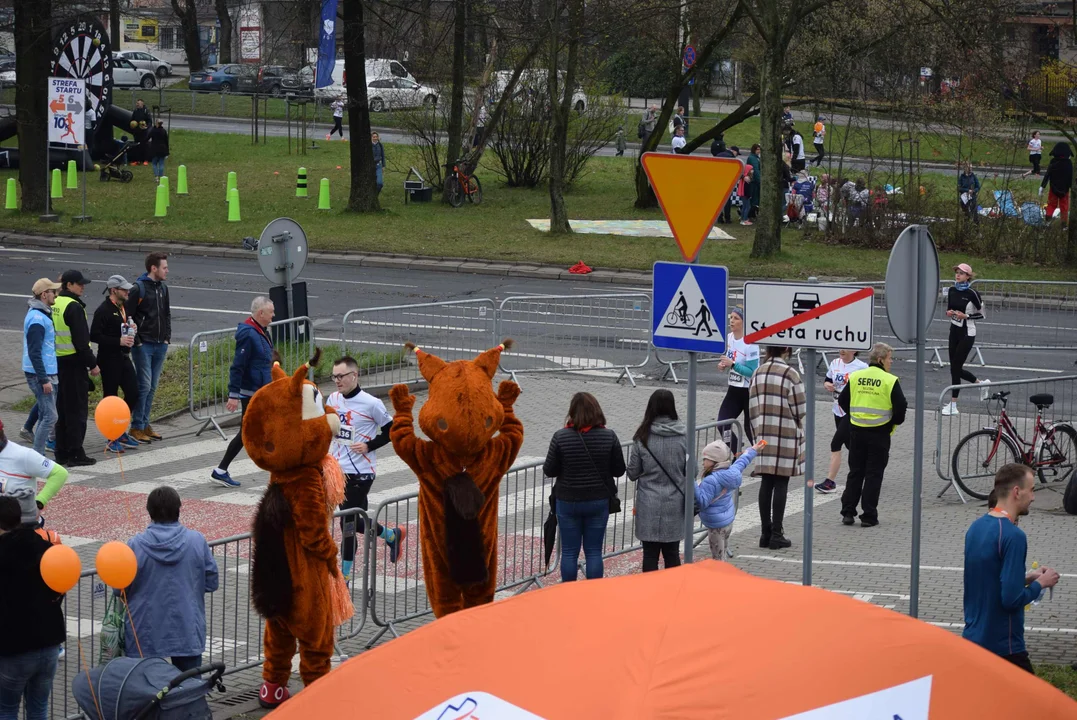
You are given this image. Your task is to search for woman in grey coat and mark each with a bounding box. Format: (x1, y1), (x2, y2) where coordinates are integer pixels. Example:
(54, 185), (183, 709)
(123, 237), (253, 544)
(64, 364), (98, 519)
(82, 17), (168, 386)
(626, 389), (687, 572)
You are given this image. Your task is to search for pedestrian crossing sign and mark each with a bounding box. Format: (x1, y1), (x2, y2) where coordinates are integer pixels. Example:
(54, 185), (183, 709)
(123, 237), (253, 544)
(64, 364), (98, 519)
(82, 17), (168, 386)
(651, 261), (728, 353)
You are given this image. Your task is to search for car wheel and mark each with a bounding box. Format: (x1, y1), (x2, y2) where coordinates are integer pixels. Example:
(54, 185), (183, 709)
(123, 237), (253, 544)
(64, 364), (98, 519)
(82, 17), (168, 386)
(370, 98), (385, 112)
(270, 84), (282, 97)
(220, 82), (232, 93)
(156, 66), (169, 78)
(141, 75), (156, 89)
(423, 94), (437, 108)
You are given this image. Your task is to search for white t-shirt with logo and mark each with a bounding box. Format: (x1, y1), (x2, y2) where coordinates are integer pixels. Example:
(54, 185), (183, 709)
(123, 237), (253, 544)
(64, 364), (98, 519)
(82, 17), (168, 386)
(671, 136), (686, 152)
(827, 357), (869, 416)
(792, 133), (806, 160)
(0, 441), (54, 506)
(1029, 137), (1042, 155)
(327, 389), (393, 475)
(724, 335), (760, 388)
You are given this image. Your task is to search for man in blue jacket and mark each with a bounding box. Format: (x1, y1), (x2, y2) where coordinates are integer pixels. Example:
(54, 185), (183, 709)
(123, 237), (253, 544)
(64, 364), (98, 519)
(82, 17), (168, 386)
(210, 296), (274, 488)
(22, 278), (62, 456)
(123, 486), (219, 672)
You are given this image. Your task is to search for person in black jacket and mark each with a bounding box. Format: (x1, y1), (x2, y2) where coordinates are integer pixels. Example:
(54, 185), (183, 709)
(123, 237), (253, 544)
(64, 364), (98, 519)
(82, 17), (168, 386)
(1039, 141), (1073, 226)
(146, 120), (169, 182)
(0, 496), (65, 720)
(130, 99), (152, 165)
(91, 275), (140, 453)
(53, 270), (99, 467)
(942, 262), (986, 416)
(543, 392), (625, 582)
(125, 252), (171, 443)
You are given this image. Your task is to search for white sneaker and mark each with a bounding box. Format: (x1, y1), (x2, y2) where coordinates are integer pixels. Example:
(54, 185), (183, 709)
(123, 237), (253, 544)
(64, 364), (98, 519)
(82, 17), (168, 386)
(941, 402), (958, 416)
(979, 379), (992, 401)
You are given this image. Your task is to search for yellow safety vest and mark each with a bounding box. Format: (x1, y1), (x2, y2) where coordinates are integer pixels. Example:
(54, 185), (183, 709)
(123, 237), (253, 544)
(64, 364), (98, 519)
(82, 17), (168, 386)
(848, 365), (898, 434)
(52, 295), (82, 358)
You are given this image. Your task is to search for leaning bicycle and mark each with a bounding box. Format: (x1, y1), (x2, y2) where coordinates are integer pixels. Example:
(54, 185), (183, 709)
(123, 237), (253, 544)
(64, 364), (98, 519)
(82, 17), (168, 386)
(950, 390), (1077, 501)
(445, 159), (482, 208)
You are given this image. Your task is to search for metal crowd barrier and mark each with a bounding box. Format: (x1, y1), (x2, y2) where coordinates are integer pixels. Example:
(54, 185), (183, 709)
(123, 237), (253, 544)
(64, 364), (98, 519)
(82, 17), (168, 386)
(934, 375), (1077, 501)
(341, 300), (498, 393)
(188, 316), (314, 440)
(968, 280), (1077, 351)
(496, 294), (652, 387)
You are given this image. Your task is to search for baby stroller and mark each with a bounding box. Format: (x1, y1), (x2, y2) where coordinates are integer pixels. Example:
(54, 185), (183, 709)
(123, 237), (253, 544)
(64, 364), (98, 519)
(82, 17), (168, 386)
(98, 141), (134, 183)
(73, 657), (225, 720)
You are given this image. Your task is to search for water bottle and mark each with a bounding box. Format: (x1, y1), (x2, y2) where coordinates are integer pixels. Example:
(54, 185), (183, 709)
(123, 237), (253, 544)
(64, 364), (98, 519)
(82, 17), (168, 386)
(1029, 561), (1047, 607)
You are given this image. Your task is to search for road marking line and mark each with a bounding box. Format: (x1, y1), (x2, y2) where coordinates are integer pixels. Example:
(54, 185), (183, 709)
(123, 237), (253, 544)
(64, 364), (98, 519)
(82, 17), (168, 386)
(215, 270), (417, 289)
(735, 553), (1077, 578)
(0, 246), (76, 255)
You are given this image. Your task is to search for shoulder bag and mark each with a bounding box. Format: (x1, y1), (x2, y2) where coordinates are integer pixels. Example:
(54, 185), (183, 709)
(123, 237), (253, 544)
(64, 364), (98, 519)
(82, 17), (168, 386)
(575, 430), (621, 514)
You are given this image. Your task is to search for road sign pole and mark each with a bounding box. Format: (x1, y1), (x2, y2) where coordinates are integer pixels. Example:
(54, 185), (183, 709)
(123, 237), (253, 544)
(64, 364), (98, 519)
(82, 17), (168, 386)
(684, 350), (697, 563)
(803, 348), (816, 586)
(910, 228), (927, 618)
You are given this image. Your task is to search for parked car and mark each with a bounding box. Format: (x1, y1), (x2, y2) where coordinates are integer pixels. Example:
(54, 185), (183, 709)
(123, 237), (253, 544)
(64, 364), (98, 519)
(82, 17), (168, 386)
(367, 77), (438, 112)
(0, 61), (14, 89)
(116, 50), (172, 78)
(256, 65), (291, 96)
(313, 58), (417, 99)
(282, 66), (315, 97)
(189, 64), (257, 93)
(112, 55), (157, 89)
(490, 69), (587, 113)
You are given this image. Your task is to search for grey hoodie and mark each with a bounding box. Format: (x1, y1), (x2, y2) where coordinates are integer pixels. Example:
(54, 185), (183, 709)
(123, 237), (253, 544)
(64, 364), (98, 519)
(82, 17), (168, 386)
(627, 418), (689, 543)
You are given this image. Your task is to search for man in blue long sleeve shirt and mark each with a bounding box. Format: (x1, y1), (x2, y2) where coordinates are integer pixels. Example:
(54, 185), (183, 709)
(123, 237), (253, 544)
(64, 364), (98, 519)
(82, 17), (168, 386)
(963, 463), (1059, 673)
(21, 279), (62, 456)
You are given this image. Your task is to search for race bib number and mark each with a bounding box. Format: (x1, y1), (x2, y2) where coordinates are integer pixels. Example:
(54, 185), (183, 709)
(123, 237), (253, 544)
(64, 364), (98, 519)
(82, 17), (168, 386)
(729, 372), (745, 385)
(337, 424), (353, 442)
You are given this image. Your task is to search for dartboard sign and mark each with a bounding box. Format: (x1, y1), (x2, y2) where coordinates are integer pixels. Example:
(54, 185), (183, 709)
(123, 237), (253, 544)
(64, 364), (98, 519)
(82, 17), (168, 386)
(52, 18), (113, 118)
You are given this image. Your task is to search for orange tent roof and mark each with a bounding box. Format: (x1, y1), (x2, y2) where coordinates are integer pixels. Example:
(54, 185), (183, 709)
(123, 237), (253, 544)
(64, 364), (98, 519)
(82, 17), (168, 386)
(271, 562), (1077, 719)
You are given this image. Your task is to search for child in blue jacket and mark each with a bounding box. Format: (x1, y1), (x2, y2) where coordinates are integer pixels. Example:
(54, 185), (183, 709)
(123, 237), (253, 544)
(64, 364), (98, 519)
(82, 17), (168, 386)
(694, 438), (764, 560)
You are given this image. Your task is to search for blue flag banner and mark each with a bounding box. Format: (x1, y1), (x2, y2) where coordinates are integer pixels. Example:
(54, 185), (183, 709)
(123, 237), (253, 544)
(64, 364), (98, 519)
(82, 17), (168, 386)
(316, 0), (338, 89)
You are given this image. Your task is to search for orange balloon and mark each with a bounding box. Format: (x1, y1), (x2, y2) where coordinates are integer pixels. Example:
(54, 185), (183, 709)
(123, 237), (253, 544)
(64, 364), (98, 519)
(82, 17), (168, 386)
(40, 544), (82, 593)
(813, 121), (823, 133)
(96, 541), (137, 589)
(94, 396), (131, 441)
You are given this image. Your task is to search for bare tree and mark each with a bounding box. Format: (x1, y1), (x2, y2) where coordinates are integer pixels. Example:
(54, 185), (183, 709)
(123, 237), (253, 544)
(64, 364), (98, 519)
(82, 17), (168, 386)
(441, 0), (468, 203)
(342, 0), (380, 212)
(170, 0), (203, 74)
(13, 0), (52, 213)
(215, 0), (233, 64)
(110, 0), (121, 52)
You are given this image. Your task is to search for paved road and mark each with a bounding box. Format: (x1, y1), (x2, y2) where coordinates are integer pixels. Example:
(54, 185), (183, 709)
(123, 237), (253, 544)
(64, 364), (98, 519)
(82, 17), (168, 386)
(0, 243), (1071, 406)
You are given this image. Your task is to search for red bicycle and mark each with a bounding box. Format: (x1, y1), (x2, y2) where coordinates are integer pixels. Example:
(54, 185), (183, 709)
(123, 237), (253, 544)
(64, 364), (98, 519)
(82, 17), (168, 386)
(446, 159), (482, 208)
(951, 390), (1076, 500)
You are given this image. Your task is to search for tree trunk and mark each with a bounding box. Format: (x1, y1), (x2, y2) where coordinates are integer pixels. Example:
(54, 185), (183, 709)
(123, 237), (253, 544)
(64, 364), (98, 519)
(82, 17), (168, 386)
(547, 0), (574, 234)
(110, 0), (121, 52)
(215, 0), (233, 64)
(171, 0), (203, 74)
(13, 0), (51, 214)
(750, 47), (784, 258)
(441, 0), (467, 202)
(342, 0), (380, 212)
(420, 0), (432, 68)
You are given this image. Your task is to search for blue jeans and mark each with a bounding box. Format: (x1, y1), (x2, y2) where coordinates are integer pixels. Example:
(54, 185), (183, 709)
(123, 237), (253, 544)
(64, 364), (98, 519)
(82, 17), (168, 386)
(151, 156), (165, 178)
(25, 374), (57, 456)
(132, 341), (168, 430)
(0, 645), (59, 720)
(556, 498), (609, 582)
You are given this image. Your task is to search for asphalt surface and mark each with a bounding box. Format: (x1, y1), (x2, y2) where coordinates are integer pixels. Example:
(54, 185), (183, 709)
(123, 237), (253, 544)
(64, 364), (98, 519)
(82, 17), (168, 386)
(0, 243), (1071, 405)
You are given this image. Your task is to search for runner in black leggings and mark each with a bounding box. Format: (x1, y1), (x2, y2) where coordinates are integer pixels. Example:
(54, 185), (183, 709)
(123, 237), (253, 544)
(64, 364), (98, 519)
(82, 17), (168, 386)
(942, 262), (985, 416)
(716, 307), (759, 453)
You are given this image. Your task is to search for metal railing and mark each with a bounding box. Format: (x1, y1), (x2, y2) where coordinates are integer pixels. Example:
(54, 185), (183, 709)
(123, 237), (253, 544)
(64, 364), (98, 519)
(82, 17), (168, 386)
(967, 280), (1077, 351)
(934, 375), (1077, 501)
(496, 294), (652, 387)
(341, 300), (498, 393)
(187, 316), (314, 439)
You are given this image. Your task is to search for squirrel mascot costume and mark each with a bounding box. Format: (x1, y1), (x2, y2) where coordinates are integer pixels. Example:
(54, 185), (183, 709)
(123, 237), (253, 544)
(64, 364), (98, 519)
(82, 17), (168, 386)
(248, 350), (353, 709)
(389, 339), (524, 618)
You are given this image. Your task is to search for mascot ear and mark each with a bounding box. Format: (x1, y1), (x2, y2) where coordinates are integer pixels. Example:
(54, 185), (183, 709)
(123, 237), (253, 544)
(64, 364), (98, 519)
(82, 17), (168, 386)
(405, 342), (448, 382)
(290, 347), (322, 393)
(271, 361), (287, 382)
(473, 339), (514, 379)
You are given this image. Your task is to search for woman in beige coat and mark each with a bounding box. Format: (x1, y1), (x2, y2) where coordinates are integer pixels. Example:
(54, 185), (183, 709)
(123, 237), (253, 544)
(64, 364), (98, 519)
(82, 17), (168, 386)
(748, 346), (807, 550)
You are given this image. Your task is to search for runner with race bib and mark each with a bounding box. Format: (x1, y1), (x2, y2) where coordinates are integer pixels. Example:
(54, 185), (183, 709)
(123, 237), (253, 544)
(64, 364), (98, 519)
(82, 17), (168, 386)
(0, 418), (69, 530)
(716, 307), (759, 453)
(818, 349), (867, 494)
(326, 356), (406, 578)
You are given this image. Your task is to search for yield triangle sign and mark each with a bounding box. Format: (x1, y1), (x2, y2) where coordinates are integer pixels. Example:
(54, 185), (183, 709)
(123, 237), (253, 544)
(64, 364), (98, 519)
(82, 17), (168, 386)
(641, 153), (744, 262)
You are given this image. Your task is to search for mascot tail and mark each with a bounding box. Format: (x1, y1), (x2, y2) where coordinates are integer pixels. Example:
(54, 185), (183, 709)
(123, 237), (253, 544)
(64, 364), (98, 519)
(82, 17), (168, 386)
(251, 484), (294, 619)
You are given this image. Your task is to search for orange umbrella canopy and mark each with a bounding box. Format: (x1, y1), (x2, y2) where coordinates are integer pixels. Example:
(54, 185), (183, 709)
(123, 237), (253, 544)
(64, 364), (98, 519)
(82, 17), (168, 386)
(272, 562), (1077, 719)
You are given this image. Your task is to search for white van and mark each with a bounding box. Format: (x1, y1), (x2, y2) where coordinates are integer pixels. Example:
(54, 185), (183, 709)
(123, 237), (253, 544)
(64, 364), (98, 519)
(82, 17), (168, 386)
(314, 58), (416, 98)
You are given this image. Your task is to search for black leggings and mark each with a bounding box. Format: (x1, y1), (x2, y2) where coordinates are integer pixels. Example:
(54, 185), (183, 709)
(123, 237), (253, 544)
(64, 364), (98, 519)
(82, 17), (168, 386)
(1030, 154), (1041, 174)
(831, 414), (851, 452)
(758, 474), (790, 535)
(331, 116), (343, 137)
(717, 386), (754, 454)
(218, 397), (250, 471)
(813, 142), (825, 166)
(641, 541), (681, 572)
(948, 328), (977, 399)
(340, 474), (386, 562)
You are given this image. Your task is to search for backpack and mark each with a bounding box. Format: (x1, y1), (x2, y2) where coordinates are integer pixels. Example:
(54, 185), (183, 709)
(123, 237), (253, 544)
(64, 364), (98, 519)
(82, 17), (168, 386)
(637, 120), (646, 139)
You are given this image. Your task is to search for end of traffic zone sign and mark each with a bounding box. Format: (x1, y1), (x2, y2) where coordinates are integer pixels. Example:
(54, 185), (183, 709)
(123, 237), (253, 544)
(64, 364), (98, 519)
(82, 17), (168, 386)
(742, 282), (874, 351)
(641, 153), (743, 262)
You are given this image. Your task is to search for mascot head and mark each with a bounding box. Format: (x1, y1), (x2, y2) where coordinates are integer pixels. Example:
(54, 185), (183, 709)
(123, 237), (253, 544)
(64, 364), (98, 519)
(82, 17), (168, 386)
(243, 348), (341, 474)
(407, 339), (513, 458)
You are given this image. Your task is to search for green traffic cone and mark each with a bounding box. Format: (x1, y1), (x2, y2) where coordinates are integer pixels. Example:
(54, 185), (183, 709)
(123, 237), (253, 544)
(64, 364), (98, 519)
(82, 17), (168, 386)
(228, 187), (241, 222)
(154, 181), (167, 218)
(66, 160), (78, 190)
(161, 176), (170, 208)
(177, 165), (188, 195)
(50, 168), (62, 199)
(226, 170), (237, 203)
(318, 177), (330, 210)
(5, 178), (16, 210)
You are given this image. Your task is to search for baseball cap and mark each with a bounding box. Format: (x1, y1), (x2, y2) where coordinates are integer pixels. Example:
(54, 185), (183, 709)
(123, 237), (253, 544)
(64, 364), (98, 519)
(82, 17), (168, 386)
(60, 269), (91, 286)
(104, 275), (134, 293)
(31, 277), (61, 295)
(701, 439), (732, 468)
(953, 263), (974, 275)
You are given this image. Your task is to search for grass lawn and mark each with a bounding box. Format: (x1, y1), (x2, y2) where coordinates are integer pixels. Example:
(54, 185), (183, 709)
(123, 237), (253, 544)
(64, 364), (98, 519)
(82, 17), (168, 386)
(2, 130), (1073, 281)
(1038, 664), (1077, 699)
